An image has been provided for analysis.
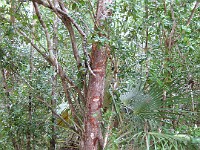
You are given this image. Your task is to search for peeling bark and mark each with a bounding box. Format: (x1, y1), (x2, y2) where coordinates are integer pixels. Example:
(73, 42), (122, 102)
(83, 0), (112, 149)
(84, 44), (107, 150)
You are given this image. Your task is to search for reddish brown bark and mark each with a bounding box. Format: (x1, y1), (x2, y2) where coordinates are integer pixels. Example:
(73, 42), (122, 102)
(84, 45), (107, 149)
(83, 0), (112, 149)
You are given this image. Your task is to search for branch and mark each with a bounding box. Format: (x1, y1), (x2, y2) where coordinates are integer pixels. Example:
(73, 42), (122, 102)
(83, 36), (96, 77)
(186, 1), (199, 26)
(163, 0), (166, 14)
(36, 96), (79, 134)
(60, 76), (84, 130)
(32, 0), (95, 76)
(33, 0), (86, 37)
(88, 0), (96, 24)
(17, 30), (85, 102)
(168, 3), (176, 49)
(33, 1), (54, 59)
(17, 29), (51, 61)
(57, 64), (85, 101)
(175, 1), (199, 42)
(103, 107), (114, 149)
(144, 2), (149, 52)
(58, 1), (81, 69)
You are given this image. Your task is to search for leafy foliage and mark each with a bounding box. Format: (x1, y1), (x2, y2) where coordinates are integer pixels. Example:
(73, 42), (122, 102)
(0, 0), (199, 149)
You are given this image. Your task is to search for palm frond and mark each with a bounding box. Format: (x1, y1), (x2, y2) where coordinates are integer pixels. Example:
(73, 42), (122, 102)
(120, 81), (163, 117)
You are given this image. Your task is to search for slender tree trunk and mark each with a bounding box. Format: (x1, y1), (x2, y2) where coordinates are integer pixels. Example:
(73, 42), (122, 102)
(26, 6), (37, 149)
(10, 0), (15, 25)
(50, 75), (57, 150)
(83, 0), (112, 149)
(27, 41), (34, 150)
(50, 3), (58, 149)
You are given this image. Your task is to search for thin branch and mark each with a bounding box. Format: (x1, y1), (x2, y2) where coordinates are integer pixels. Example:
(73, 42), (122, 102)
(103, 106), (114, 149)
(83, 36), (96, 77)
(144, 1), (149, 52)
(60, 75), (80, 127)
(17, 29), (51, 61)
(57, 64), (85, 101)
(88, 0), (96, 23)
(47, 0), (62, 20)
(47, 0), (54, 9)
(33, 2), (54, 59)
(163, 0), (166, 14)
(36, 96), (79, 134)
(187, 1), (199, 26)
(175, 1), (199, 42)
(32, 0), (95, 76)
(58, 1), (81, 69)
(17, 29), (85, 102)
(33, 0), (86, 37)
(1, 69), (21, 150)
(58, 0), (95, 76)
(168, 3), (176, 49)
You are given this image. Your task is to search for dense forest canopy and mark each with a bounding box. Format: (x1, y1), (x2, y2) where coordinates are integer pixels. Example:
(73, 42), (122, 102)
(0, 0), (199, 150)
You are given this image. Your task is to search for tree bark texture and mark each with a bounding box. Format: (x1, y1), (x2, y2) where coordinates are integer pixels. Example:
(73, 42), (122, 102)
(83, 0), (112, 149)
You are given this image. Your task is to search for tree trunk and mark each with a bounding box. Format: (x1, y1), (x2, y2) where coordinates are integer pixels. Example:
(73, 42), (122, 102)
(50, 4), (58, 149)
(83, 0), (112, 149)
(26, 41), (33, 150)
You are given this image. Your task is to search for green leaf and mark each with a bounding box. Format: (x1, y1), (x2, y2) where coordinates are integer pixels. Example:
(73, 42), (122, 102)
(72, 3), (77, 10)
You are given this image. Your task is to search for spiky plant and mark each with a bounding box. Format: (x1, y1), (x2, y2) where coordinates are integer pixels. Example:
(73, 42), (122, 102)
(106, 80), (200, 150)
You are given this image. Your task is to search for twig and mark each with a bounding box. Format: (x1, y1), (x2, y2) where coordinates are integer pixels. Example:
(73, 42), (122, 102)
(168, 3), (176, 49)
(103, 106), (114, 149)
(60, 74), (81, 128)
(186, 1), (199, 26)
(88, 0), (96, 23)
(83, 37), (96, 77)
